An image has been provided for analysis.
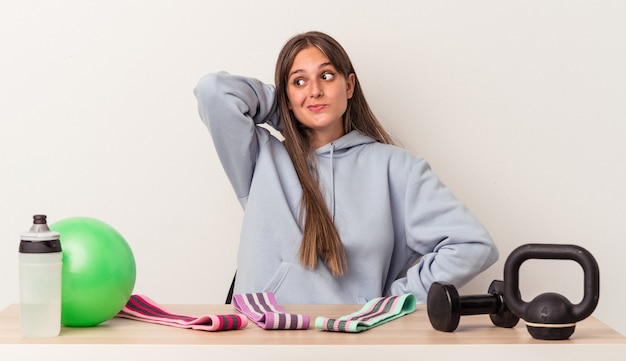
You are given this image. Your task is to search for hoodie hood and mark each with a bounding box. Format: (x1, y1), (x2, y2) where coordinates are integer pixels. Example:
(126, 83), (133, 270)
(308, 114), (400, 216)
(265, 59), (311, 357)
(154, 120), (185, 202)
(315, 130), (376, 158)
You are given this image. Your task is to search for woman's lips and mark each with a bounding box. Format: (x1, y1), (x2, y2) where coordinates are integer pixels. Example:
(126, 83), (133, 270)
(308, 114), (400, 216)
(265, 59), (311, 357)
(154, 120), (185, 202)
(308, 104), (327, 112)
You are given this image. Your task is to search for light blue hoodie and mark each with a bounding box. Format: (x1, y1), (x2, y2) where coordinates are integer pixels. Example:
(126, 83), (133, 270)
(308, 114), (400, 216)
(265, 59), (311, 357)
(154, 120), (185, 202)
(194, 72), (498, 304)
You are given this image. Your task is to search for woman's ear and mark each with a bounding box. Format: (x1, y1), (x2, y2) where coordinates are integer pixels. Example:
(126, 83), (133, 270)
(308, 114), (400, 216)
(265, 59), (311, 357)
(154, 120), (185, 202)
(346, 73), (356, 99)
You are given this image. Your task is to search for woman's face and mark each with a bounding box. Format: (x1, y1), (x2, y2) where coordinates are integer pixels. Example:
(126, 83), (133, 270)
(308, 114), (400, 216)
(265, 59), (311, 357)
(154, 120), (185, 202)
(286, 46), (355, 148)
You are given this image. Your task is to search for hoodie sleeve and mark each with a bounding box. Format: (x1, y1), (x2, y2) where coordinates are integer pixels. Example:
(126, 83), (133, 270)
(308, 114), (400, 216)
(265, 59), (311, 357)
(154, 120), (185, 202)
(389, 158), (499, 303)
(193, 72), (280, 203)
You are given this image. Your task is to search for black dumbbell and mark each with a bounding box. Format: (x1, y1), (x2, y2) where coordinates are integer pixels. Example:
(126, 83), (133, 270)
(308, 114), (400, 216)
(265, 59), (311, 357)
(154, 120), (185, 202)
(427, 280), (519, 332)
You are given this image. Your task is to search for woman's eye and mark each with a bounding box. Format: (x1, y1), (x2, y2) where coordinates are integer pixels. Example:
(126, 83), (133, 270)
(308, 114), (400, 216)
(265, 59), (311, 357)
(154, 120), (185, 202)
(294, 79), (305, 86)
(322, 72), (335, 81)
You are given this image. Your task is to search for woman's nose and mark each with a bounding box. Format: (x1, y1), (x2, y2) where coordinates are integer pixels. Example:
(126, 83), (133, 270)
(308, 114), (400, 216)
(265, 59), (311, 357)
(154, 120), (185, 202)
(310, 80), (323, 98)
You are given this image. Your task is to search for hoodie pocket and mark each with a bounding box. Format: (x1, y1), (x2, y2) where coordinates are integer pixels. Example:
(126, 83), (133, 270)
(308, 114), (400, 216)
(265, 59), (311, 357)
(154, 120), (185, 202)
(262, 261), (291, 294)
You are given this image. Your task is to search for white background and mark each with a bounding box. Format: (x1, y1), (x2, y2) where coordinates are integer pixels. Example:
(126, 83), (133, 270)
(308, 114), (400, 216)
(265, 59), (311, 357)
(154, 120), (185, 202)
(1, 0), (624, 336)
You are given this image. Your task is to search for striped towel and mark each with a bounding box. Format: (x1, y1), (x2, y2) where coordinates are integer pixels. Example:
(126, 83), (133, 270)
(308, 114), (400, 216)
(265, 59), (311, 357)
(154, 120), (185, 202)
(116, 294), (248, 331)
(232, 292), (310, 330)
(315, 293), (416, 332)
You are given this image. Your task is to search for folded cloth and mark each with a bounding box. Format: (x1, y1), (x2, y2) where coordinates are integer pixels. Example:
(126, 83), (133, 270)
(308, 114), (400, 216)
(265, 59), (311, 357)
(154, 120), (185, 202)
(315, 293), (416, 332)
(116, 294), (248, 331)
(232, 292), (310, 330)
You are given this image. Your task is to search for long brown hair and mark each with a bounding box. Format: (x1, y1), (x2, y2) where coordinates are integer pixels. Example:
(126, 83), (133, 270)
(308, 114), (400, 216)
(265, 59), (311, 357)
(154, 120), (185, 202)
(275, 31), (395, 276)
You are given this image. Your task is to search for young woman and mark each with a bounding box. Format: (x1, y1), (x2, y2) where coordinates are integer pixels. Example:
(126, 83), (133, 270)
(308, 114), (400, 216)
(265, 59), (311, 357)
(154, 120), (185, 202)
(194, 31), (498, 304)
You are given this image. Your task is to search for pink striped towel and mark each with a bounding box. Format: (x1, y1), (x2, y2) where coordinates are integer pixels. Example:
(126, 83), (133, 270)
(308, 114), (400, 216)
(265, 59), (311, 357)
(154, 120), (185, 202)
(116, 294), (248, 331)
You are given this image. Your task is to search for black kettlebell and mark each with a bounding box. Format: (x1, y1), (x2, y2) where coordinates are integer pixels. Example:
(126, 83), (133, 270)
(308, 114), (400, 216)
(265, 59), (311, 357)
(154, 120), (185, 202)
(503, 243), (600, 340)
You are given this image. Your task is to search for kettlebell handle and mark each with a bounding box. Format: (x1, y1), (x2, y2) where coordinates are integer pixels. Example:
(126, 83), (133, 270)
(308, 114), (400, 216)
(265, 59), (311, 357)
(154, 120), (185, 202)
(503, 243), (600, 322)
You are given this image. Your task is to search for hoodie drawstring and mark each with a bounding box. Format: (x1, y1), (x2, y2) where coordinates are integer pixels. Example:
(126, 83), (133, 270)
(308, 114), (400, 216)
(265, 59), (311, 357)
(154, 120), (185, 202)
(329, 142), (336, 221)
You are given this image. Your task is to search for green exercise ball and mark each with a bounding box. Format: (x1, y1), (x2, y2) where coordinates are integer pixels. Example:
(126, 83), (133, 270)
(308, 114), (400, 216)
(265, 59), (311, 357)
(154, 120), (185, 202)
(50, 217), (136, 327)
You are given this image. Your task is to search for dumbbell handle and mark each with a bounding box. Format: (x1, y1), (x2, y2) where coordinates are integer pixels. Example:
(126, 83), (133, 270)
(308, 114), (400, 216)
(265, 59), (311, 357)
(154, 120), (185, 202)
(459, 294), (502, 316)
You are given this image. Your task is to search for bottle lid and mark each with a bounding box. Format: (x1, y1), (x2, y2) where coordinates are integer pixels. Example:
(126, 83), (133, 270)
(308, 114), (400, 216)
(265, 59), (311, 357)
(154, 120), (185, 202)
(19, 214), (61, 253)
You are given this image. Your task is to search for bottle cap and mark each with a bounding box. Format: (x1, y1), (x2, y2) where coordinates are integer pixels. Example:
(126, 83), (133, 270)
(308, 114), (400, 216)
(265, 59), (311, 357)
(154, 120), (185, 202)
(20, 214), (61, 253)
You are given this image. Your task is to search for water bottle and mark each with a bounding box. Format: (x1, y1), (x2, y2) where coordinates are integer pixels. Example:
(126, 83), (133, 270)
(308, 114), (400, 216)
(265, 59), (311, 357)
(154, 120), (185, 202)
(19, 214), (63, 337)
